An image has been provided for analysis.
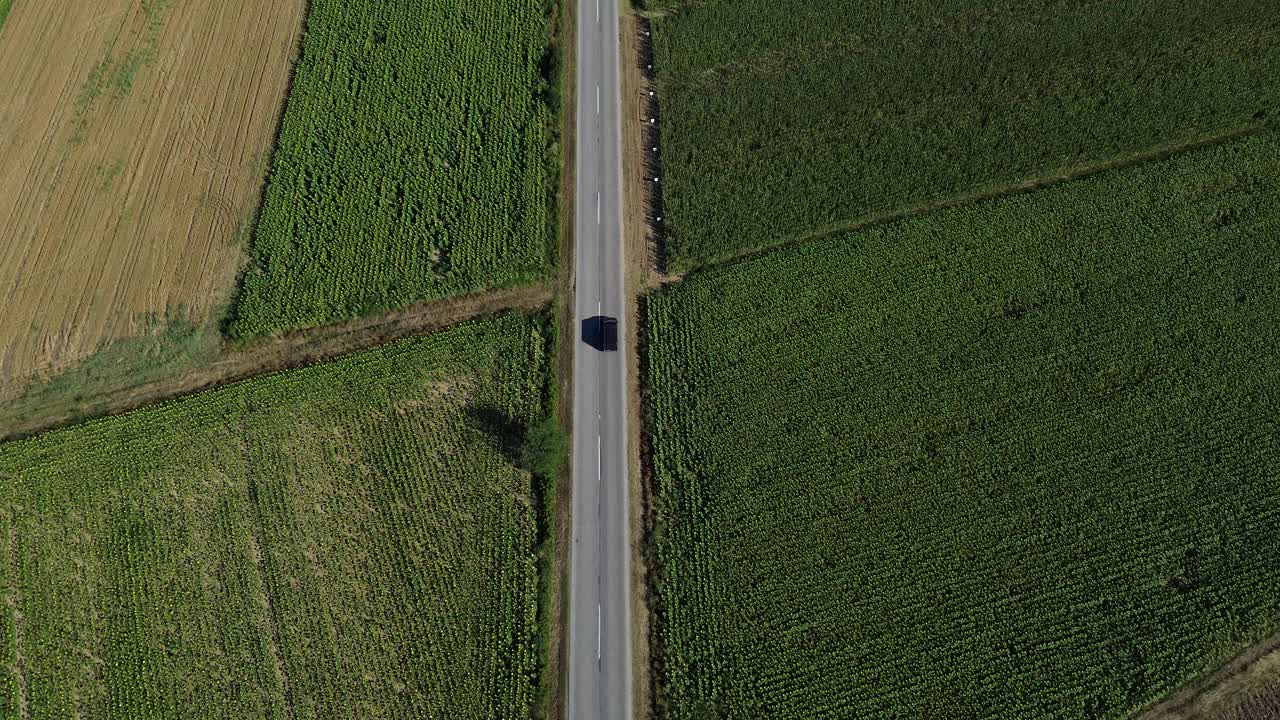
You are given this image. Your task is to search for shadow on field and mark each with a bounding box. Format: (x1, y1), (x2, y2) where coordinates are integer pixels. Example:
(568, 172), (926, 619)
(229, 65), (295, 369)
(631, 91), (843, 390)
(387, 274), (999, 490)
(464, 403), (526, 466)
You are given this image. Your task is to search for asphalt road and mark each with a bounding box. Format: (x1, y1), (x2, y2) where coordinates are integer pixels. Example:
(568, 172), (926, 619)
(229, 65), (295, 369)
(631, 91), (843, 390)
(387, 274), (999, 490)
(566, 0), (631, 715)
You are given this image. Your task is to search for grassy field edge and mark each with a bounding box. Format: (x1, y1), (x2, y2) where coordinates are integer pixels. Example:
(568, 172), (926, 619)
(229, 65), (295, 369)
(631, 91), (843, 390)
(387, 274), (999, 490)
(620, 6), (662, 720)
(1141, 632), (1280, 719)
(1, 284), (554, 443)
(545, 0), (577, 713)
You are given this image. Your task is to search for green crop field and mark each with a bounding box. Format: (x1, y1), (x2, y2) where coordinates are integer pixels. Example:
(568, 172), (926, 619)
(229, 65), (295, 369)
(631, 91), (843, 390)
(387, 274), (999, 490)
(642, 0), (1280, 271)
(229, 0), (558, 337)
(0, 313), (553, 719)
(644, 133), (1280, 718)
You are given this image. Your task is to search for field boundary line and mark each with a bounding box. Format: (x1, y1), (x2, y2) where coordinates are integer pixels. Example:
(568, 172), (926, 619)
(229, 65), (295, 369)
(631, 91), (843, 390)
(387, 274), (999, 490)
(1, 283), (554, 443)
(664, 125), (1269, 286)
(219, 0), (311, 339)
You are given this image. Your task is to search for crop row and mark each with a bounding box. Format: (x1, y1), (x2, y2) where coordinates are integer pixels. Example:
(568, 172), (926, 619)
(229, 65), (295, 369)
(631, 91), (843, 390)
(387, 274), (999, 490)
(644, 133), (1280, 719)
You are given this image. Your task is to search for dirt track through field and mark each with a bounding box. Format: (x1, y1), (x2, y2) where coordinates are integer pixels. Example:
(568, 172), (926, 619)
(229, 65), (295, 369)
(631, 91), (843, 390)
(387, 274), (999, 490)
(1141, 632), (1280, 720)
(0, 283), (555, 442)
(0, 0), (306, 394)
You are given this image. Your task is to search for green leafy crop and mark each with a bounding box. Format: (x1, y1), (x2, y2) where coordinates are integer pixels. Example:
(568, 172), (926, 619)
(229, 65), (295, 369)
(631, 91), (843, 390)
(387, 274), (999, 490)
(230, 0), (558, 336)
(0, 313), (551, 719)
(645, 133), (1280, 719)
(645, 0), (1280, 271)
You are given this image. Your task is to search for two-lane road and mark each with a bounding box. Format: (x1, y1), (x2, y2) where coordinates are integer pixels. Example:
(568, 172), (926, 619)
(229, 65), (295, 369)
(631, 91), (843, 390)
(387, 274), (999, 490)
(567, 0), (631, 716)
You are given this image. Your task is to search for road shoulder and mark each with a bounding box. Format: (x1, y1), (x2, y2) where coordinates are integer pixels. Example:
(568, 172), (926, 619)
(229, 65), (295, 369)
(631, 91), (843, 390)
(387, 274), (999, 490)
(620, 5), (658, 718)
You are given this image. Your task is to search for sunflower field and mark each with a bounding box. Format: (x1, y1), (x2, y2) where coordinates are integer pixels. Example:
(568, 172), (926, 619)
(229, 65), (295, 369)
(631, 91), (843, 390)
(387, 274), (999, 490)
(642, 0), (1280, 270)
(645, 133), (1280, 719)
(230, 0), (558, 336)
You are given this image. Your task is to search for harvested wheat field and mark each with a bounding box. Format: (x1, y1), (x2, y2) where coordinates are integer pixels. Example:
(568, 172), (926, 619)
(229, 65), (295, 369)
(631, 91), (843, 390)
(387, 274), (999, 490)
(0, 0), (305, 396)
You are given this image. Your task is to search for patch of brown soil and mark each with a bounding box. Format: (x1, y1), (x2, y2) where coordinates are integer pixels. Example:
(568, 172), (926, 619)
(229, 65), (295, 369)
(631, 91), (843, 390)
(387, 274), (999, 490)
(0, 283), (554, 442)
(1141, 633), (1280, 720)
(0, 0), (306, 389)
(1221, 684), (1280, 720)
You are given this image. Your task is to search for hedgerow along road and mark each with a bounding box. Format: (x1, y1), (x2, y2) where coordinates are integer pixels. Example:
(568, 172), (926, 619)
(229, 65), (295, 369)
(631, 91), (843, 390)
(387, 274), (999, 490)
(567, 0), (632, 715)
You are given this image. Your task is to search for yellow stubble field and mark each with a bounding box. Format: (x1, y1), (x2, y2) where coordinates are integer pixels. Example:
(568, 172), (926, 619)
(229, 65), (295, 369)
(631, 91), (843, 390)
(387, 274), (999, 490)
(0, 0), (305, 396)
